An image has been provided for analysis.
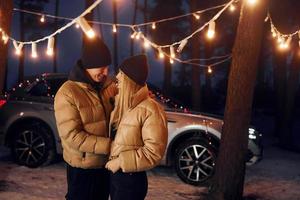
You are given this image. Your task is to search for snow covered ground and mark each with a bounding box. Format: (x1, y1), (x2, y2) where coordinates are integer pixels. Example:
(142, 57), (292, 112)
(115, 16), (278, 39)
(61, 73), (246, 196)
(0, 137), (299, 200)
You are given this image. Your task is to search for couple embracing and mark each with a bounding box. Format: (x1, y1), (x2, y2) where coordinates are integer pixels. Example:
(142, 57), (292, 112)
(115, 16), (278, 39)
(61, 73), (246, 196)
(54, 35), (168, 200)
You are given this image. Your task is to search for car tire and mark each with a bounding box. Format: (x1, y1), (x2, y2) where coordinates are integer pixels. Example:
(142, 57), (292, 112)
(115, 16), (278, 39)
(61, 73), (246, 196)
(174, 138), (217, 186)
(10, 123), (56, 168)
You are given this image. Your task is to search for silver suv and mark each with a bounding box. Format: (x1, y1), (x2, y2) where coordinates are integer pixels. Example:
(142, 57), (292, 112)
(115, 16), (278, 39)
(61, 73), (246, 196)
(0, 73), (262, 186)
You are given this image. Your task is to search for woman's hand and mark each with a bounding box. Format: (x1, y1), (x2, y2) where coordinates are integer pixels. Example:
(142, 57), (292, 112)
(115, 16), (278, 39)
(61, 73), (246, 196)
(105, 157), (121, 173)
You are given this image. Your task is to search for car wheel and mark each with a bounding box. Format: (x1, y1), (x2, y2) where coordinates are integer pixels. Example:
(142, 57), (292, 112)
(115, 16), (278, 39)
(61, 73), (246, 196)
(174, 138), (217, 186)
(11, 123), (56, 168)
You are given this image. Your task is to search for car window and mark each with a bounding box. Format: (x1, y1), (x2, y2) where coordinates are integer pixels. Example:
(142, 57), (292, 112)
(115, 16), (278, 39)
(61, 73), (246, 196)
(29, 82), (48, 97)
(46, 78), (67, 96)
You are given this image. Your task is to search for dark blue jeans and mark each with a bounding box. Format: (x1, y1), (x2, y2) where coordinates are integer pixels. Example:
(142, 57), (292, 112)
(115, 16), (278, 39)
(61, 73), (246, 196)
(110, 170), (148, 200)
(65, 164), (110, 200)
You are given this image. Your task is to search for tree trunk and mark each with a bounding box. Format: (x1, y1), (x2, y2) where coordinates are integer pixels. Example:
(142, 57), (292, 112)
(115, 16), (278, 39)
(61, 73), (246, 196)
(273, 50), (288, 137)
(141, 0), (148, 54)
(53, 0), (60, 73)
(0, 0), (13, 94)
(18, 0), (25, 83)
(190, 0), (201, 111)
(278, 49), (300, 149)
(206, 1), (268, 200)
(163, 58), (172, 95)
(112, 0), (119, 73)
(130, 0), (138, 56)
(204, 40), (214, 111)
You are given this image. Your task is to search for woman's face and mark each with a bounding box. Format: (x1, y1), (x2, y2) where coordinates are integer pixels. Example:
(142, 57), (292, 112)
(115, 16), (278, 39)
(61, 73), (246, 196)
(116, 71), (123, 90)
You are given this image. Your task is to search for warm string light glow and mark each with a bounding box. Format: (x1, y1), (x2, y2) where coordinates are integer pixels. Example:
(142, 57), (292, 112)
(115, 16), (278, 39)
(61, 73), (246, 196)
(31, 43), (38, 58)
(151, 22), (156, 30)
(229, 4), (236, 12)
(46, 37), (55, 56)
(40, 15), (45, 23)
(193, 13), (200, 20)
(2, 0), (235, 68)
(247, 0), (258, 6)
(113, 24), (117, 33)
(13, 41), (24, 55)
(76, 17), (95, 38)
(207, 21), (216, 39)
(268, 14), (300, 53)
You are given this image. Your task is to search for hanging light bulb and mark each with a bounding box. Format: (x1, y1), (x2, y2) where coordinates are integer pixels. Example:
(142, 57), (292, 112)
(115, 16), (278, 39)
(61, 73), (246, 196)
(272, 31), (277, 38)
(112, 24), (117, 33)
(151, 22), (156, 30)
(40, 15), (45, 23)
(131, 32), (137, 39)
(46, 37), (55, 56)
(2, 33), (9, 44)
(277, 35), (283, 43)
(75, 23), (80, 29)
(143, 38), (150, 49)
(158, 48), (164, 59)
(207, 21), (216, 39)
(170, 58), (174, 64)
(208, 66), (213, 74)
(247, 0), (258, 6)
(31, 43), (38, 58)
(76, 17), (95, 39)
(193, 13), (200, 20)
(177, 39), (188, 53)
(229, 4), (236, 12)
(13, 41), (24, 56)
(170, 46), (175, 58)
(135, 32), (141, 40)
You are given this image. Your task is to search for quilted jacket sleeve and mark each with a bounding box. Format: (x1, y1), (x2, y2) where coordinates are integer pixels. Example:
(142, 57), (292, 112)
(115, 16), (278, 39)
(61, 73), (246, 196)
(119, 104), (168, 172)
(54, 89), (111, 155)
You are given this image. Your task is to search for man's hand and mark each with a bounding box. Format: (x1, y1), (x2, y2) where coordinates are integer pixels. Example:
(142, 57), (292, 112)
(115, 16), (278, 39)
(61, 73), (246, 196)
(105, 157), (121, 173)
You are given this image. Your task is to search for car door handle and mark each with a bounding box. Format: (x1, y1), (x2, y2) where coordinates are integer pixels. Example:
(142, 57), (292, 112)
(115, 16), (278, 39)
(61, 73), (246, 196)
(167, 119), (177, 123)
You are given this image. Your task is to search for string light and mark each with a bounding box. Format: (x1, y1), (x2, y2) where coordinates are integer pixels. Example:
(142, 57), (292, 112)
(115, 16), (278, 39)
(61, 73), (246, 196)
(193, 13), (200, 20)
(46, 37), (55, 56)
(229, 4), (236, 12)
(2, 33), (9, 44)
(170, 46), (175, 58)
(131, 32), (137, 39)
(177, 39), (188, 53)
(158, 48), (165, 59)
(112, 24), (117, 33)
(40, 15), (45, 23)
(247, 0), (257, 6)
(75, 23), (80, 29)
(170, 58), (174, 64)
(143, 38), (150, 49)
(207, 21), (216, 39)
(151, 22), (156, 30)
(31, 43), (38, 58)
(13, 41), (24, 55)
(208, 66), (213, 74)
(76, 17), (95, 39)
(135, 32), (141, 40)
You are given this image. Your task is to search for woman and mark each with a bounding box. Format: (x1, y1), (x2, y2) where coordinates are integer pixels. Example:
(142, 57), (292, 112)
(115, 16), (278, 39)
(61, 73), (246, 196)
(105, 54), (168, 200)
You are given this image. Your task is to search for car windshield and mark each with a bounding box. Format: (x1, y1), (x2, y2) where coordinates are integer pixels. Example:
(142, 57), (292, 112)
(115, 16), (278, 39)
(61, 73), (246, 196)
(148, 84), (189, 113)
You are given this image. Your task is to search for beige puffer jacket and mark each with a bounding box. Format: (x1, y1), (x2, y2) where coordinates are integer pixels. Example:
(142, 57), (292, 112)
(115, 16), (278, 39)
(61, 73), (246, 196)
(54, 78), (117, 169)
(110, 85), (168, 172)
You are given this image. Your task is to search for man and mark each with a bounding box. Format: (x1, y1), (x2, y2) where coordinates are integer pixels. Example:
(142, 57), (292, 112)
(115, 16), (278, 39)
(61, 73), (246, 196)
(54, 35), (117, 200)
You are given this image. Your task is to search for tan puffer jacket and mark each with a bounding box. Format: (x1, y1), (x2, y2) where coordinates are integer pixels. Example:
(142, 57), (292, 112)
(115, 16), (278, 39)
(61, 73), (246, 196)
(54, 78), (117, 169)
(110, 85), (168, 172)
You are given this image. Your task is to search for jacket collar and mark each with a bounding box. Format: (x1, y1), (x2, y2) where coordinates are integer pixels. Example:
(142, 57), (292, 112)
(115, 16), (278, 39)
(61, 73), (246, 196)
(130, 85), (149, 109)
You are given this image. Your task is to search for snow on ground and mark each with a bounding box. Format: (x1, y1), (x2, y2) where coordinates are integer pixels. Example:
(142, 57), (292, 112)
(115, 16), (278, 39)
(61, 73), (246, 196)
(0, 137), (300, 200)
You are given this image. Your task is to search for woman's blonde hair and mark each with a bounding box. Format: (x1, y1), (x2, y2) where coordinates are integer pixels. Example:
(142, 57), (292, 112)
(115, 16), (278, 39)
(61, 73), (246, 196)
(110, 71), (142, 129)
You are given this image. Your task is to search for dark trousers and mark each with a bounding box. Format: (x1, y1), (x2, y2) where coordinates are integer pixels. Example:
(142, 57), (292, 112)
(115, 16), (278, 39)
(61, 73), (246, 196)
(110, 171), (148, 200)
(65, 164), (110, 200)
